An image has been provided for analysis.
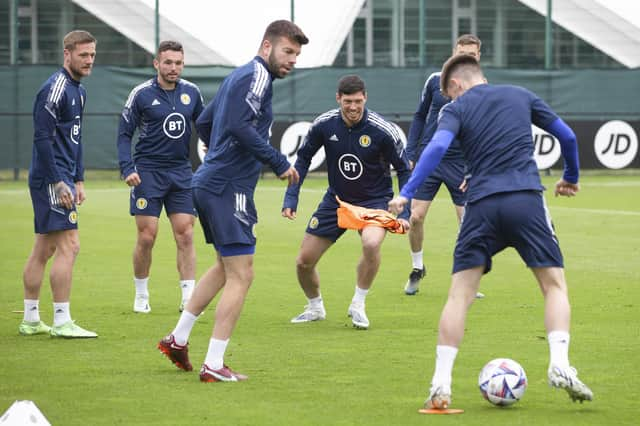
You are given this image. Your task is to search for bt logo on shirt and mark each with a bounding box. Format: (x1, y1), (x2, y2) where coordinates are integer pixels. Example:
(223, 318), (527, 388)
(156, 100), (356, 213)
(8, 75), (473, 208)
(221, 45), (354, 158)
(70, 115), (81, 145)
(163, 112), (187, 139)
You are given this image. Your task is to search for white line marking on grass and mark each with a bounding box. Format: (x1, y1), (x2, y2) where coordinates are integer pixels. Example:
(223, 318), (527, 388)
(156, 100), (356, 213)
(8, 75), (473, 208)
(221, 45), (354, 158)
(581, 181), (640, 187)
(551, 206), (640, 216)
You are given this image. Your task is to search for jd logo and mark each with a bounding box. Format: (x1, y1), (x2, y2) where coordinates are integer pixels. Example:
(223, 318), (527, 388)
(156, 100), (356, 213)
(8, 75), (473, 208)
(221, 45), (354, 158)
(163, 112), (187, 139)
(595, 120), (638, 169)
(280, 121), (326, 172)
(531, 125), (561, 170)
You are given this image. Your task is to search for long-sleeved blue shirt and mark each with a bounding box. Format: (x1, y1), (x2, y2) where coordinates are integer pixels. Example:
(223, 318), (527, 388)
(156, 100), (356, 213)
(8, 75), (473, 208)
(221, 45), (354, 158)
(117, 76), (204, 176)
(193, 56), (290, 194)
(29, 67), (86, 187)
(406, 72), (463, 163)
(283, 108), (411, 218)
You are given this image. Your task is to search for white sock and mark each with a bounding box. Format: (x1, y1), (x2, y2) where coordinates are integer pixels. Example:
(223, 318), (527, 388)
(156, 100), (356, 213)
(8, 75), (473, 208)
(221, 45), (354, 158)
(134, 277), (149, 297)
(172, 310), (198, 346)
(548, 330), (570, 369)
(352, 286), (369, 305)
(204, 338), (229, 370)
(180, 279), (195, 300)
(432, 345), (458, 390)
(53, 302), (71, 327)
(24, 299), (40, 323)
(411, 251), (424, 270)
(308, 295), (324, 309)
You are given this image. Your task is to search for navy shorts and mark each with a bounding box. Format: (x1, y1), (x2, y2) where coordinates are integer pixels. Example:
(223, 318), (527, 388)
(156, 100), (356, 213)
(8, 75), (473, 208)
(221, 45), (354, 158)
(129, 168), (195, 217)
(413, 159), (466, 206)
(193, 185), (257, 255)
(453, 190), (563, 274)
(306, 192), (390, 242)
(30, 180), (79, 234)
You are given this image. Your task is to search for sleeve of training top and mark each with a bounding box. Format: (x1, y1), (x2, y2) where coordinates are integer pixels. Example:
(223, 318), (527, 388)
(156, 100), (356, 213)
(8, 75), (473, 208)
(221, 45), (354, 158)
(116, 90), (142, 177)
(546, 118), (579, 184)
(228, 75), (290, 176)
(282, 123), (324, 212)
(406, 78), (433, 162)
(382, 130), (412, 220)
(33, 88), (64, 183)
(192, 87), (205, 123)
(75, 138), (84, 182)
(195, 100), (213, 147)
(400, 129), (455, 199)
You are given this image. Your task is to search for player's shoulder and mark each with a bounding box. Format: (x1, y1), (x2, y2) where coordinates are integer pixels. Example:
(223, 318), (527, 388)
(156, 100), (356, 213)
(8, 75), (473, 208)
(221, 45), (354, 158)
(312, 109), (340, 125)
(367, 110), (401, 142)
(178, 78), (202, 93)
(124, 78), (155, 106)
(231, 58), (271, 98)
(42, 70), (70, 105)
(425, 71), (441, 86)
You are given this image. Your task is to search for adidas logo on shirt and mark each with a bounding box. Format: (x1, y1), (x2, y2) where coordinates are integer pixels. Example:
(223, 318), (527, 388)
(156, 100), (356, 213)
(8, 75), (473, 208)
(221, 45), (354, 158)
(151, 99), (161, 106)
(329, 134), (339, 142)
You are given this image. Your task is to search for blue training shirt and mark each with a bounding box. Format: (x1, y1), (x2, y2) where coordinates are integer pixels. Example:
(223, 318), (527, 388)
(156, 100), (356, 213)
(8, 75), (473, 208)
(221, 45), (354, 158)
(30, 68), (87, 187)
(117, 76), (204, 176)
(283, 108), (410, 215)
(406, 72), (463, 163)
(193, 56), (290, 194)
(402, 84), (579, 203)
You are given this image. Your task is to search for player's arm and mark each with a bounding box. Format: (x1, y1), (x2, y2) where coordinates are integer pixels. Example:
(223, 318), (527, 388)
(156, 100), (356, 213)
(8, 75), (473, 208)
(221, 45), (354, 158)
(116, 92), (141, 185)
(545, 118), (580, 196)
(406, 78), (433, 166)
(74, 141), (86, 205)
(192, 87), (205, 123)
(34, 91), (75, 209)
(282, 124), (324, 219)
(195, 100), (214, 147)
(531, 95), (580, 197)
(33, 90), (65, 185)
(227, 78), (292, 177)
(383, 131), (412, 221)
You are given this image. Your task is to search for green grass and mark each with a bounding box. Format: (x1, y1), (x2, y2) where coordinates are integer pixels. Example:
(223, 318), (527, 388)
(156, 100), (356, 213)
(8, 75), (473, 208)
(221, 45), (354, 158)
(1, 173), (639, 425)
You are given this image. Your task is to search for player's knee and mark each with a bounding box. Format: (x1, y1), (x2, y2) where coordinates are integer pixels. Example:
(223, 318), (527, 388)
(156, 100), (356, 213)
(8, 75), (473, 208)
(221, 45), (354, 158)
(295, 255), (314, 272)
(361, 239), (381, 258)
(137, 229), (157, 249)
(58, 237), (80, 258)
(410, 213), (425, 227)
(174, 228), (193, 248)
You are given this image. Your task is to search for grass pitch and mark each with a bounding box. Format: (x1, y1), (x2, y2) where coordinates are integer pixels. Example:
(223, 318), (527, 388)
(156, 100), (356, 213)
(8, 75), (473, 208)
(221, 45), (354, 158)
(0, 173), (638, 425)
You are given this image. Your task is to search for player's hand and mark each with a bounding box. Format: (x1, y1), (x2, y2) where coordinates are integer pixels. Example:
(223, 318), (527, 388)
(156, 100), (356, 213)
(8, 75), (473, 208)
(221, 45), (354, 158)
(554, 179), (579, 197)
(398, 218), (410, 232)
(282, 207), (297, 220)
(54, 181), (74, 209)
(74, 181), (86, 205)
(458, 178), (468, 193)
(409, 160), (415, 171)
(124, 172), (141, 187)
(388, 195), (408, 216)
(279, 166), (299, 186)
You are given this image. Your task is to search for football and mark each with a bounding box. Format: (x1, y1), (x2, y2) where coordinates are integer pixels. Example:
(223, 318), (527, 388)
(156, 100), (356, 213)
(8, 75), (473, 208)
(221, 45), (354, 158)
(478, 358), (528, 406)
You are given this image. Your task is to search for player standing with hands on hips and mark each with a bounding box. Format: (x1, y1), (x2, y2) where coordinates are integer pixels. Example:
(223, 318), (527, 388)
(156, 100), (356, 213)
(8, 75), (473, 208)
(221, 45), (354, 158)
(20, 30), (98, 338)
(388, 54), (593, 408)
(158, 20), (308, 382)
(117, 41), (204, 314)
